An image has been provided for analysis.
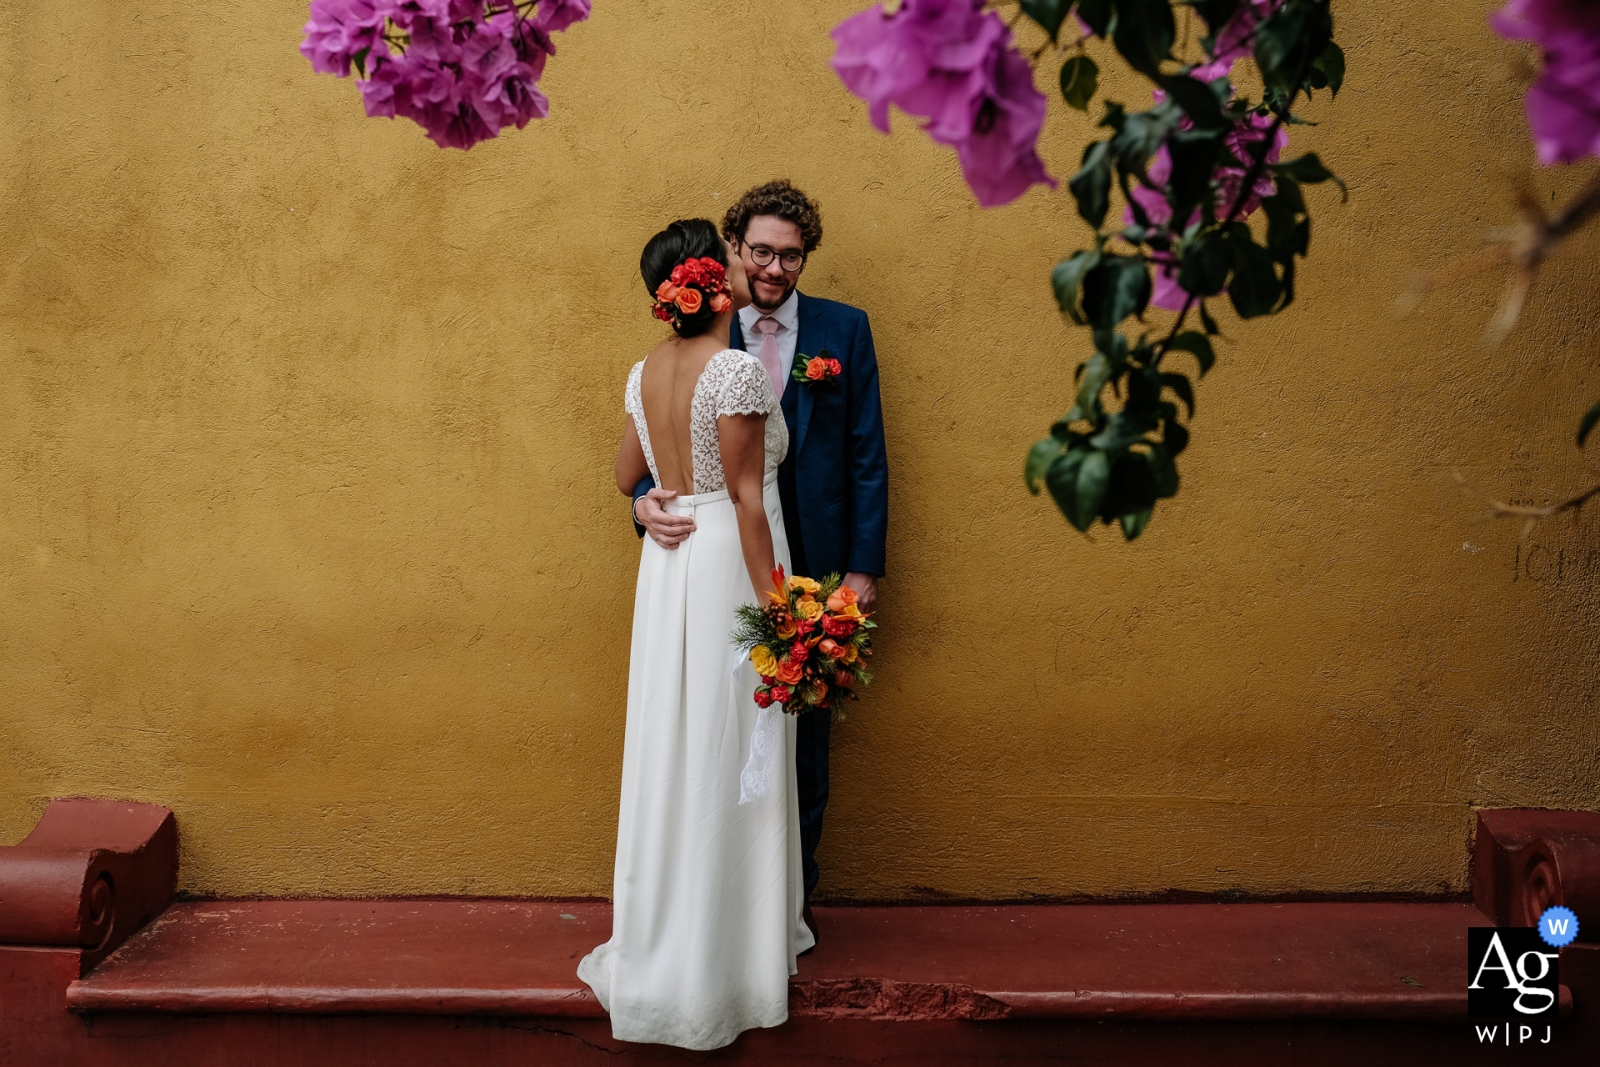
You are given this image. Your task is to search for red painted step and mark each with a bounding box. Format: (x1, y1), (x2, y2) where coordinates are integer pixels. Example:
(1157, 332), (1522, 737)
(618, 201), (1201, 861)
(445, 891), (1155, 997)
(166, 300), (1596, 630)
(67, 899), (1490, 1020)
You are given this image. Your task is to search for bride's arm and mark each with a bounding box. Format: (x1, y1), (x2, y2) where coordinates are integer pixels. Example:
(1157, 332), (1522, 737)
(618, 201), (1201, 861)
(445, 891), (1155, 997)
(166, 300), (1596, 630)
(615, 417), (650, 495)
(719, 413), (776, 599)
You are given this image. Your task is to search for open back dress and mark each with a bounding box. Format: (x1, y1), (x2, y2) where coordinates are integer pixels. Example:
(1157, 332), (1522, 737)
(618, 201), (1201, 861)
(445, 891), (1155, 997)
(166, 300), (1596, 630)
(577, 348), (813, 1050)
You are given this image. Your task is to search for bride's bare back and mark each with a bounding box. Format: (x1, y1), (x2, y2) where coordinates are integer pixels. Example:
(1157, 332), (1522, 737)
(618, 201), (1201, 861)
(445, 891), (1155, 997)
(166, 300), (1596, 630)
(639, 340), (718, 496)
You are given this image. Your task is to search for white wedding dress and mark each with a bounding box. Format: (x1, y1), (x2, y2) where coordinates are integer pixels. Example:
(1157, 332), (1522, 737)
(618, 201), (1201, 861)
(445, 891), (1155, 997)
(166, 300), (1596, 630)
(577, 348), (814, 1050)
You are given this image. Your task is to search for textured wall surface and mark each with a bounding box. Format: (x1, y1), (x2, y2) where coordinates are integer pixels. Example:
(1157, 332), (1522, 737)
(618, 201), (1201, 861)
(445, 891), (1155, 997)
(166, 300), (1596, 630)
(2, 0), (1598, 900)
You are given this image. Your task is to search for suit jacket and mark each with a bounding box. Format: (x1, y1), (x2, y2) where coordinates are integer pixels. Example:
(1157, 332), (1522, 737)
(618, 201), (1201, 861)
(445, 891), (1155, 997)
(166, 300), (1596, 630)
(632, 291), (889, 578)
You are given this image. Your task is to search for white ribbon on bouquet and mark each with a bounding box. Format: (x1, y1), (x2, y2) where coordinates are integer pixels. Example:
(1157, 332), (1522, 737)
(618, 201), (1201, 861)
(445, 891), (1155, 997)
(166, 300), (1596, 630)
(733, 648), (784, 805)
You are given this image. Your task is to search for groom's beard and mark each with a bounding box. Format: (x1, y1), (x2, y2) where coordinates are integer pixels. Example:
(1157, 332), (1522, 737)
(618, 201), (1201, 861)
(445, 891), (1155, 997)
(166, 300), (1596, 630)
(749, 274), (795, 313)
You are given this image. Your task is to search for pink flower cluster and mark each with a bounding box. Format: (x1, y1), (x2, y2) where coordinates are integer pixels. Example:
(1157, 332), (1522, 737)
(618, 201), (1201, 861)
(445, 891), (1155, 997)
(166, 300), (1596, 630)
(300, 0), (591, 150)
(1191, 0), (1283, 82)
(830, 0), (1055, 207)
(1128, 104), (1287, 311)
(1492, 0), (1600, 165)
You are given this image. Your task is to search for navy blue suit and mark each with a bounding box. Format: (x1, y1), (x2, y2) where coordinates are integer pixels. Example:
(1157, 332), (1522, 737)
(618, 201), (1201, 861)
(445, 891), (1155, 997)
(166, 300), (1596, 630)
(632, 291), (889, 894)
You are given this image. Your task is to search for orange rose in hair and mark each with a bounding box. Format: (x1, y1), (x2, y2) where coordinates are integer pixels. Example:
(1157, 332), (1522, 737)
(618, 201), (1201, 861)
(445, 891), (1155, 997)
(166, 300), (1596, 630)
(656, 281), (680, 302)
(708, 292), (732, 313)
(675, 287), (703, 314)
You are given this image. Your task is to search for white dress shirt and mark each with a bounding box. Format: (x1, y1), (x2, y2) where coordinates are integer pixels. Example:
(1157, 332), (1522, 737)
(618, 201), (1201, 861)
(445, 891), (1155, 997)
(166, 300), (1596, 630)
(737, 289), (801, 397)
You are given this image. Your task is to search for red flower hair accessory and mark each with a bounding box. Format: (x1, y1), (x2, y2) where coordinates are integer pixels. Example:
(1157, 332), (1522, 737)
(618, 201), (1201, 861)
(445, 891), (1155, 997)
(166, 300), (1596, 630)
(652, 257), (734, 326)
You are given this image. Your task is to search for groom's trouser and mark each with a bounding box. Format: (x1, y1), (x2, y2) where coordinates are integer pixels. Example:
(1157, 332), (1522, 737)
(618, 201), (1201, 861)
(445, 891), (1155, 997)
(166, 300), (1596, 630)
(781, 466), (830, 897)
(796, 709), (831, 897)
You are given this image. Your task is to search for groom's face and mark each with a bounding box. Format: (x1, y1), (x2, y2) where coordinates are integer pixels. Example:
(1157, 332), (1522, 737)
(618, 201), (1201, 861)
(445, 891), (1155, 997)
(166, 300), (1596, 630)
(737, 215), (806, 313)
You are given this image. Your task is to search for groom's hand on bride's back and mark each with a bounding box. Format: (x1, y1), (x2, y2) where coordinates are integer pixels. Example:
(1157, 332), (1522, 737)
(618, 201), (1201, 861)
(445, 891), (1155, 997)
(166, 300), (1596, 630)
(636, 488), (696, 549)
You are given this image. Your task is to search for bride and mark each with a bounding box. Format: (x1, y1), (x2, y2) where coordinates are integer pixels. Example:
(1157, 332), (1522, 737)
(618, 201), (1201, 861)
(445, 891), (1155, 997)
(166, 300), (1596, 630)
(577, 218), (814, 1049)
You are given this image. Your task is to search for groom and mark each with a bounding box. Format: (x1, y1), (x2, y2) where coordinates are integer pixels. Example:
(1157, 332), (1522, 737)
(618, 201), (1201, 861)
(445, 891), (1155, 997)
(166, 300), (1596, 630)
(632, 179), (889, 927)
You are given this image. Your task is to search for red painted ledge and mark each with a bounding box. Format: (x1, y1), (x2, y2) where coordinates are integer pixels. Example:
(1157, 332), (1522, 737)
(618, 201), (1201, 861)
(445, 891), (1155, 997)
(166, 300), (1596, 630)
(66, 899), (1493, 1022)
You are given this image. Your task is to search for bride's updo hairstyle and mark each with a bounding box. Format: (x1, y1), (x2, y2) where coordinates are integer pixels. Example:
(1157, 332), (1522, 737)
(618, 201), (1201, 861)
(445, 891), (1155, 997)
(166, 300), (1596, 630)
(641, 218), (732, 339)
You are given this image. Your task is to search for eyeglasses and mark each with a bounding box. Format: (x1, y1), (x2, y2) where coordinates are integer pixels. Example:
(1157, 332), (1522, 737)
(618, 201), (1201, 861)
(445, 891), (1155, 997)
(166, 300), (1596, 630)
(744, 243), (805, 273)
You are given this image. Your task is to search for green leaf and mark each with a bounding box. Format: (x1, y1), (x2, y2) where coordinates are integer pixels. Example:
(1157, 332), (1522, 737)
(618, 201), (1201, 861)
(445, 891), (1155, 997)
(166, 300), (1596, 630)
(1186, 0), (1242, 35)
(1261, 192), (1300, 261)
(1161, 372), (1195, 417)
(1025, 436), (1065, 492)
(1253, 0), (1306, 75)
(1020, 0), (1072, 40)
(1076, 0), (1113, 37)
(1271, 152), (1346, 200)
(1166, 129), (1224, 223)
(1158, 74), (1226, 129)
(1119, 506), (1154, 540)
(1075, 352), (1115, 418)
(1112, 0), (1176, 78)
(351, 46), (371, 78)
(1271, 173), (1307, 213)
(1044, 448), (1087, 526)
(1102, 451), (1160, 519)
(1052, 249), (1102, 325)
(1071, 449), (1112, 531)
(1060, 55), (1100, 111)
(1311, 41), (1345, 96)
(1082, 255), (1152, 329)
(1225, 224), (1281, 319)
(1177, 228), (1232, 297)
(1165, 331), (1216, 376)
(1068, 140), (1113, 228)
(1163, 418), (1190, 456)
(1579, 400), (1600, 447)
(1148, 442), (1180, 497)
(1109, 103), (1179, 173)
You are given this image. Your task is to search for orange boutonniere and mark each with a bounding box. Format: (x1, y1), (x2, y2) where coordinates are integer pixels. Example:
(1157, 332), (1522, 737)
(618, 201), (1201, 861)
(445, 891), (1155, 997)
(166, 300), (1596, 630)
(791, 349), (843, 387)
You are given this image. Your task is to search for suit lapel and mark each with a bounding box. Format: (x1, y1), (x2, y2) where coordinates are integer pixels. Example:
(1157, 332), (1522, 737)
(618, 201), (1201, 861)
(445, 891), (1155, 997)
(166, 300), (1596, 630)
(793, 293), (822, 456)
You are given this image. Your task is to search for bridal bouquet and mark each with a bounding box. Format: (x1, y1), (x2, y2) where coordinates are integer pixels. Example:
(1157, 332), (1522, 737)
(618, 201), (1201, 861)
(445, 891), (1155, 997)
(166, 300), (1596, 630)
(732, 568), (874, 719)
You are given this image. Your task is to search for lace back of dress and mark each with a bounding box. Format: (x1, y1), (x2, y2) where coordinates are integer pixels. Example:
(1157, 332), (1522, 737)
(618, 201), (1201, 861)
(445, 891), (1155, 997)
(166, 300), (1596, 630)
(627, 351), (786, 497)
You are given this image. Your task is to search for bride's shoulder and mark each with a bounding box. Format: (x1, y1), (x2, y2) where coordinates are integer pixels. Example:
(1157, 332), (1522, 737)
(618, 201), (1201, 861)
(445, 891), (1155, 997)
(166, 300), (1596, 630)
(712, 348), (759, 369)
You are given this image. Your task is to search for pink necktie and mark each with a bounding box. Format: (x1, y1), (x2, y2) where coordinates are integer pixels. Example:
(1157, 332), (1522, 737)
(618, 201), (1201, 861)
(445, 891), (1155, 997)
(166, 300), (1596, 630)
(753, 317), (785, 400)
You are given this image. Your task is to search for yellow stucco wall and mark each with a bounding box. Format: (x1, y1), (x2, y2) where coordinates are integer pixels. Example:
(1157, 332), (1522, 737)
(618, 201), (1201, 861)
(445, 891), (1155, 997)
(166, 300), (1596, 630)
(2, 0), (1597, 900)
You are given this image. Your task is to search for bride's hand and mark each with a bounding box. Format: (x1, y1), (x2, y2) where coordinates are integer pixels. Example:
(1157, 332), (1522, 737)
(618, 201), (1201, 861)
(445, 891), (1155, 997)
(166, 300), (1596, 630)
(637, 488), (696, 549)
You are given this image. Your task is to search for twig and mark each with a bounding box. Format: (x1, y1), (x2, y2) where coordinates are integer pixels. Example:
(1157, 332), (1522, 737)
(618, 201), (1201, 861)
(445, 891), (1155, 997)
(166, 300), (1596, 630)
(1405, 170), (1600, 344)
(1454, 469), (1600, 536)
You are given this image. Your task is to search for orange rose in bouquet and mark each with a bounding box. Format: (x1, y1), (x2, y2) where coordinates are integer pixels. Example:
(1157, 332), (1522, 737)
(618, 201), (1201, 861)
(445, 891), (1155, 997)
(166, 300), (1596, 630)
(733, 566), (875, 718)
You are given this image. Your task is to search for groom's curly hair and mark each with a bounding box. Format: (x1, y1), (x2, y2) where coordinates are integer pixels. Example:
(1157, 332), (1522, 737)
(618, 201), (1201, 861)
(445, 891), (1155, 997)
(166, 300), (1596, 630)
(721, 180), (824, 255)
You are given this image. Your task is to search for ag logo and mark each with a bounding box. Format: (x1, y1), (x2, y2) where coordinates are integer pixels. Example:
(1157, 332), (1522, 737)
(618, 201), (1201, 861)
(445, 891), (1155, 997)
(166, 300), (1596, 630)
(1468, 928), (1559, 1018)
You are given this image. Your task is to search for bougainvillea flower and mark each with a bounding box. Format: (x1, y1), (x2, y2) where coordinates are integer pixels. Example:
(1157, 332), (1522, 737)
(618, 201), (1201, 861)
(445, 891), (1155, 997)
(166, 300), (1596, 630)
(1216, 110), (1289, 218)
(1492, 0), (1600, 164)
(952, 44), (1056, 207)
(304, 0), (587, 150)
(1192, 0), (1284, 82)
(1126, 113), (1286, 310)
(534, 0), (592, 34)
(831, 0), (1055, 206)
(299, 0), (390, 76)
